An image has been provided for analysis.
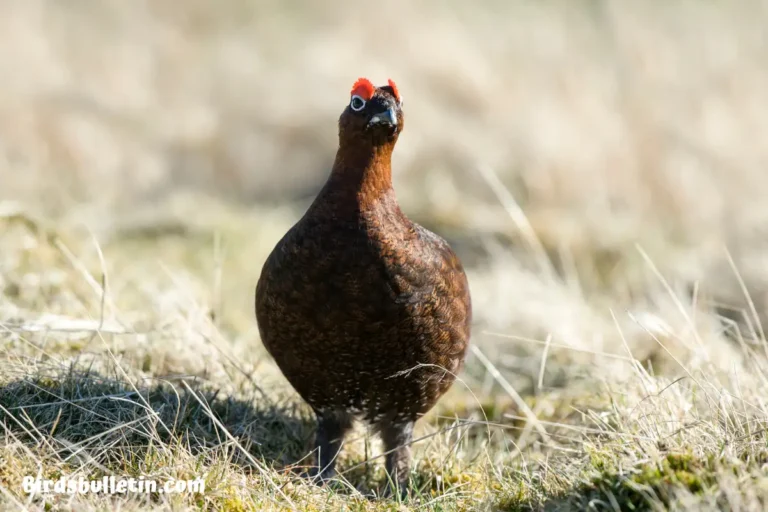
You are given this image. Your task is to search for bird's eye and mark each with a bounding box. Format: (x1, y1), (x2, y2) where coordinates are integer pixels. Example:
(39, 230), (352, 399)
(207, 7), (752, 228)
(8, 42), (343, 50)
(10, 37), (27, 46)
(350, 95), (366, 112)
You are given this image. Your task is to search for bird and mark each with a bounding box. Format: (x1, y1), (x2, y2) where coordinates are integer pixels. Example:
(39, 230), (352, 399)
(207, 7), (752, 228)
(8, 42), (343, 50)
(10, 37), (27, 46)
(255, 77), (471, 497)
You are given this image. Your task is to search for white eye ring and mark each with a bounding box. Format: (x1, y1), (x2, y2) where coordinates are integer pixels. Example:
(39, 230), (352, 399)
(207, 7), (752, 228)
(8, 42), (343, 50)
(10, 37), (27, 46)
(350, 95), (366, 111)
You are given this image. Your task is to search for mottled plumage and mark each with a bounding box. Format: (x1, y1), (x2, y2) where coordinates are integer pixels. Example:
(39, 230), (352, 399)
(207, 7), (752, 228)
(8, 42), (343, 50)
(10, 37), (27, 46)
(255, 78), (471, 496)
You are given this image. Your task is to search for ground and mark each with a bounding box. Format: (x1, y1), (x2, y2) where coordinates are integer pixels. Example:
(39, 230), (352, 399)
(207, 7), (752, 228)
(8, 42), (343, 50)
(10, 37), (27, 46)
(2, 1), (768, 511)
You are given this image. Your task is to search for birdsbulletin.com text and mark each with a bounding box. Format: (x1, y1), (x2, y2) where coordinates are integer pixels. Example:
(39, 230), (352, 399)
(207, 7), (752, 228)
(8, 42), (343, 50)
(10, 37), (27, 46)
(23, 475), (205, 495)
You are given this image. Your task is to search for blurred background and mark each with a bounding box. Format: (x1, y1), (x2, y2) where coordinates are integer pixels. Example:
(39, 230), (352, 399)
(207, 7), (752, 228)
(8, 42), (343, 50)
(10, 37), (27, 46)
(2, 0), (768, 394)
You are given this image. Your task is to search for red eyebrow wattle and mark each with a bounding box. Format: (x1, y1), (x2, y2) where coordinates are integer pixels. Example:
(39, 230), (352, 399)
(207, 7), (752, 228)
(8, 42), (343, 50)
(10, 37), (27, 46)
(387, 79), (401, 102)
(351, 78), (376, 100)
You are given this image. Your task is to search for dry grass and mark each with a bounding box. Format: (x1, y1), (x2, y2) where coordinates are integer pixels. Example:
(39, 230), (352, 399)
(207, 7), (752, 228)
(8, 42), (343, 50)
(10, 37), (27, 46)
(2, 0), (768, 510)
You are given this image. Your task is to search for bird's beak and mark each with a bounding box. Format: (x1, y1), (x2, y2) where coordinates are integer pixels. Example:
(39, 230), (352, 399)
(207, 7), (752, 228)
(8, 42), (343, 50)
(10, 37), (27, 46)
(368, 107), (398, 128)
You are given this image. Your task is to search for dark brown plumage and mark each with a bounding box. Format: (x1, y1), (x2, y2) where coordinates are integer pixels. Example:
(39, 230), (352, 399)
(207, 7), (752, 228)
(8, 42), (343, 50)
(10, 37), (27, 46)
(255, 78), (471, 496)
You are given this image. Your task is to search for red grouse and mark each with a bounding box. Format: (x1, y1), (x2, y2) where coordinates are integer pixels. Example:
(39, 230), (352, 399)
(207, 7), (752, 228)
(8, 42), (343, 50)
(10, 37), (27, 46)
(255, 78), (471, 496)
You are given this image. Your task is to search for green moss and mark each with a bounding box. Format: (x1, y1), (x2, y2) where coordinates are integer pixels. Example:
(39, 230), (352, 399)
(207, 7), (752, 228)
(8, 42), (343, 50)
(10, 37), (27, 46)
(581, 453), (715, 510)
(220, 495), (251, 512)
(495, 481), (534, 512)
(497, 452), (719, 511)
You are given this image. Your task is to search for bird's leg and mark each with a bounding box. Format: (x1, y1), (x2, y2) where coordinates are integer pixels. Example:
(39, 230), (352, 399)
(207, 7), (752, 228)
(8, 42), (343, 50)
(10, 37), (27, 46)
(380, 421), (414, 499)
(312, 409), (353, 482)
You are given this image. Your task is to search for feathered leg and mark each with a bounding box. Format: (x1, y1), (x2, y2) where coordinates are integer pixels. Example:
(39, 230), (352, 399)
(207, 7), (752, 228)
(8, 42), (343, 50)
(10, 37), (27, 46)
(312, 409), (353, 481)
(379, 420), (414, 499)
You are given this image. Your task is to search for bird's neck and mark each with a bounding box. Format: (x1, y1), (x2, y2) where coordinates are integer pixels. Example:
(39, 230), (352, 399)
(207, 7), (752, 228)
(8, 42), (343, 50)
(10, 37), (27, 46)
(324, 141), (396, 212)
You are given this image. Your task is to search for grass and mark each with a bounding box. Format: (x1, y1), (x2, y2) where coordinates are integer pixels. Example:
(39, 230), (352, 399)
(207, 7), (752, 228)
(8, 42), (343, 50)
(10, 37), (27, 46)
(3, 0), (768, 510)
(3, 205), (768, 511)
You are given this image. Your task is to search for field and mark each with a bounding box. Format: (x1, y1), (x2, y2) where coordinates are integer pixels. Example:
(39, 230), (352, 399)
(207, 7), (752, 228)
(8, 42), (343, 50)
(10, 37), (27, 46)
(2, 1), (768, 510)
